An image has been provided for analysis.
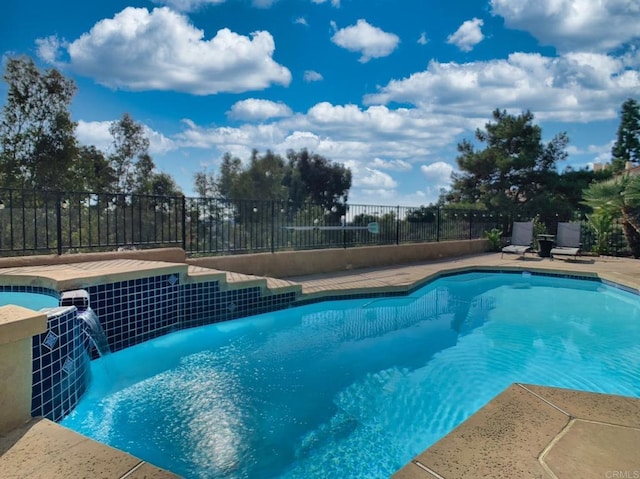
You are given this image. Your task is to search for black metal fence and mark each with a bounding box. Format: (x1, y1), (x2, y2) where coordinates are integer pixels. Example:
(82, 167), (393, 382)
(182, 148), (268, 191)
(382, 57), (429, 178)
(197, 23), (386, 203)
(0, 188), (630, 257)
(0, 189), (183, 255)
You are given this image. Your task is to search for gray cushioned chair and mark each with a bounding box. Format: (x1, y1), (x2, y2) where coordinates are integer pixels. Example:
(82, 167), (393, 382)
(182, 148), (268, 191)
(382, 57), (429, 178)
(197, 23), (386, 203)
(501, 221), (533, 258)
(551, 222), (581, 260)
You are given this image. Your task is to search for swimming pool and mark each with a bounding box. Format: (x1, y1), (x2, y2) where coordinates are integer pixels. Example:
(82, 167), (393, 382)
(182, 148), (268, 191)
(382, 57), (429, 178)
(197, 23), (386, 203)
(60, 271), (640, 478)
(0, 290), (59, 310)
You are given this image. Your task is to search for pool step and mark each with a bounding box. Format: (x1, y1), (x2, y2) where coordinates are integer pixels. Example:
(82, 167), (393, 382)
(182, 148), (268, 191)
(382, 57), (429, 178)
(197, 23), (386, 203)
(186, 265), (301, 297)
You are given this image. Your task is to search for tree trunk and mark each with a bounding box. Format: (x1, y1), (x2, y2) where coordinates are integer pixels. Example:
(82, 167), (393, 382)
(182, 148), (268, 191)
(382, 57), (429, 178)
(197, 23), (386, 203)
(622, 219), (640, 258)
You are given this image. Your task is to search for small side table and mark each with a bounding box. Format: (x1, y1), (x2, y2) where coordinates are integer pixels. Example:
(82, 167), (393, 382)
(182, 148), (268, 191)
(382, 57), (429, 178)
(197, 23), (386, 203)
(537, 234), (555, 258)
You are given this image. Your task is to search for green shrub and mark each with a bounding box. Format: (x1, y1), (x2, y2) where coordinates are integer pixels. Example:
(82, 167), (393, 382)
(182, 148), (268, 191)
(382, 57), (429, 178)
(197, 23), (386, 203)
(484, 228), (502, 251)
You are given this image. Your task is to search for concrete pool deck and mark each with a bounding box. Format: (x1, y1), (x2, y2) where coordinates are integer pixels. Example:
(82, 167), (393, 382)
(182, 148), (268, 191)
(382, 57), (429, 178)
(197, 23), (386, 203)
(1, 251), (640, 478)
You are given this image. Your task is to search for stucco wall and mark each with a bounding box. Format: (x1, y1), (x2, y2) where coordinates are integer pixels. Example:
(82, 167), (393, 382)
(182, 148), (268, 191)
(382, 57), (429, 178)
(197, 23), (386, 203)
(188, 239), (490, 277)
(0, 240), (490, 278)
(0, 248), (187, 269)
(0, 306), (47, 433)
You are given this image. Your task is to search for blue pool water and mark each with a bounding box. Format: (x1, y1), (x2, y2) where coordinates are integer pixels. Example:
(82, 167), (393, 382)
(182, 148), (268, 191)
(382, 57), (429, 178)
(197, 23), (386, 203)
(0, 291), (58, 310)
(61, 272), (640, 479)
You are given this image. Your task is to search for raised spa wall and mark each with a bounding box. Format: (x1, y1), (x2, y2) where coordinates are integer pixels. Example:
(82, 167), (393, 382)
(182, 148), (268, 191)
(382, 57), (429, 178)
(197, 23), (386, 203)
(1, 274), (298, 424)
(0, 305), (47, 433)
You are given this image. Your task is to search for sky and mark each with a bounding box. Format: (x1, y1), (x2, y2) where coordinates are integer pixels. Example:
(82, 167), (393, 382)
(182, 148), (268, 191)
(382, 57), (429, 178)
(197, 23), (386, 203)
(1, 0), (639, 205)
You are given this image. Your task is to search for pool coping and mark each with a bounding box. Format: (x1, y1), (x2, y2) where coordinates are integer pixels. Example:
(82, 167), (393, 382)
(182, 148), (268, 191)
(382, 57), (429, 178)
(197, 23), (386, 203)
(393, 383), (640, 479)
(289, 257), (640, 304)
(1, 252), (640, 478)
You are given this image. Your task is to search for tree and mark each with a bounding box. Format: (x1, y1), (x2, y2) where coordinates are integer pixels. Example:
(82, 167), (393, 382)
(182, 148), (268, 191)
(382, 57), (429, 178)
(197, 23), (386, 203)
(109, 113), (150, 193)
(198, 149), (352, 218)
(205, 149), (287, 202)
(216, 152), (243, 199)
(128, 153), (181, 197)
(611, 98), (640, 173)
(549, 167), (612, 218)
(506, 166), (615, 230)
(72, 145), (116, 192)
(193, 168), (218, 197)
(406, 206), (437, 223)
(234, 149), (288, 201)
(0, 56), (78, 190)
(132, 153), (155, 194)
(147, 172), (181, 197)
(286, 148), (352, 217)
(582, 174), (640, 257)
(448, 109), (569, 222)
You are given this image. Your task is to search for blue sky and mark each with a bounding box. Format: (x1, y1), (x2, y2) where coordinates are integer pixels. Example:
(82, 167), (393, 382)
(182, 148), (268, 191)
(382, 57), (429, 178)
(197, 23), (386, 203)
(2, 0), (639, 204)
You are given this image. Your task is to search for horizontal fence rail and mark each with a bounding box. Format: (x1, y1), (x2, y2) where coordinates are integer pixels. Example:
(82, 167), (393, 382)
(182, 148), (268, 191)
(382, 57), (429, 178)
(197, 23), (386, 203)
(0, 188), (630, 257)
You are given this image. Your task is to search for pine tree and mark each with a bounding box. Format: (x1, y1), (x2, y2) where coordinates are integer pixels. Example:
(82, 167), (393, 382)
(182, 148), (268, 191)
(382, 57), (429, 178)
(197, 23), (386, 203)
(611, 98), (640, 172)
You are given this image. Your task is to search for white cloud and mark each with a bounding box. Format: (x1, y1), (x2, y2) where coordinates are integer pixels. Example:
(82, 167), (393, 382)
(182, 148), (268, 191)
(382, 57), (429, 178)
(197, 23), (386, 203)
(76, 121), (113, 152)
(331, 19), (400, 63)
(567, 140), (615, 163)
(341, 158), (398, 193)
(35, 35), (64, 64)
(154, 0), (273, 9)
(421, 162), (454, 188)
(348, 188), (443, 207)
(370, 158), (412, 171)
(297, 103), (470, 153)
(176, 119), (287, 152)
(621, 47), (640, 68)
(357, 168), (398, 189)
(304, 70), (324, 82)
(295, 17), (308, 26)
(364, 52), (640, 122)
(417, 32), (429, 45)
(252, 0), (277, 7)
(151, 0), (226, 12)
(447, 18), (484, 52)
(279, 131), (323, 152)
(45, 7), (291, 95)
(227, 99), (293, 121)
(145, 126), (178, 155)
(76, 120), (176, 155)
(311, 0), (341, 6)
(491, 0), (640, 53)
(419, 162), (455, 201)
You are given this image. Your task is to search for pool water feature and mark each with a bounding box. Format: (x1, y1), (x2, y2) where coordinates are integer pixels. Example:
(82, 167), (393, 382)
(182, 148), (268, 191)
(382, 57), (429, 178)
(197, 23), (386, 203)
(61, 272), (640, 479)
(78, 307), (111, 356)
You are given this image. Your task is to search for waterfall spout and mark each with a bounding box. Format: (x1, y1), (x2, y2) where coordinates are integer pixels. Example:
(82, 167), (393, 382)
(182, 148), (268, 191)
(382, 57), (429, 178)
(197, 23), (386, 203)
(61, 289), (111, 357)
(78, 307), (111, 356)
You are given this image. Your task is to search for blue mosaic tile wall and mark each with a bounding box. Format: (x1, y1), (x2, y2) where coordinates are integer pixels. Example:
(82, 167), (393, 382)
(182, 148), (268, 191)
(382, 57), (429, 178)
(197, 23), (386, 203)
(16, 274), (298, 422)
(180, 282), (297, 329)
(0, 285), (60, 298)
(31, 306), (91, 422)
(81, 275), (297, 355)
(85, 274), (181, 354)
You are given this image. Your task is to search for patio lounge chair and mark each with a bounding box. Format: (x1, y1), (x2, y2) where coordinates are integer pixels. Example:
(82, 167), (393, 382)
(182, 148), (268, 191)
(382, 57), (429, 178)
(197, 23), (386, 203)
(501, 221), (533, 258)
(551, 222), (581, 260)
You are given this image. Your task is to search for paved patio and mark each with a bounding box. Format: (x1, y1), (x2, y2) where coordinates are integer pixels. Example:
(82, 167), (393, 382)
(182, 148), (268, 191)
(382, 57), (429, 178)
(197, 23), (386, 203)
(285, 252), (640, 296)
(1, 251), (639, 478)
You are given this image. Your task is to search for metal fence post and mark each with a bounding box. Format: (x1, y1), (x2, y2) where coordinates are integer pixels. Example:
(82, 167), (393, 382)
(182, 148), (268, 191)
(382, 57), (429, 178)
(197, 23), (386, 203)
(396, 205), (400, 245)
(181, 196), (187, 250)
(56, 194), (63, 255)
(9, 190), (14, 250)
(271, 201), (275, 254)
(343, 202), (349, 248)
(436, 206), (441, 242)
